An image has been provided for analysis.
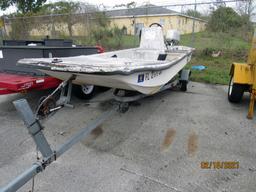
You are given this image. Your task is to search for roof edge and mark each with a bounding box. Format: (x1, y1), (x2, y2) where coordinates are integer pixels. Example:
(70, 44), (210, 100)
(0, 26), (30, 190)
(109, 13), (207, 22)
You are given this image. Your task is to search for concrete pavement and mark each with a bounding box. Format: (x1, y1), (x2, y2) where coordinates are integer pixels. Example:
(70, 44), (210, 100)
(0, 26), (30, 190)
(0, 82), (256, 192)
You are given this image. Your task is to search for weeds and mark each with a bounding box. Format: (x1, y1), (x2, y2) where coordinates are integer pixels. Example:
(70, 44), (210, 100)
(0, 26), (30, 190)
(181, 31), (251, 85)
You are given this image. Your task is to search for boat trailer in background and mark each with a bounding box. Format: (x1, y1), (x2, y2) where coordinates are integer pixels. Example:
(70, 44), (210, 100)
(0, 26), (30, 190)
(0, 39), (103, 95)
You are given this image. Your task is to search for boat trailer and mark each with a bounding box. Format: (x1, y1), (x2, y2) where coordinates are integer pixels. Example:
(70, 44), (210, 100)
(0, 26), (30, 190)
(0, 98), (117, 192)
(0, 69), (190, 192)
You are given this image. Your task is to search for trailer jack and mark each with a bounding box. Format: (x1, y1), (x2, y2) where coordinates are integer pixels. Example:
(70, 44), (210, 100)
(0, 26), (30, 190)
(36, 75), (75, 119)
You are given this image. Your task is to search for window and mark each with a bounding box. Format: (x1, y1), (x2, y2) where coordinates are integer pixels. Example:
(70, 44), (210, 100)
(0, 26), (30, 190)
(135, 23), (144, 36)
(159, 18), (165, 26)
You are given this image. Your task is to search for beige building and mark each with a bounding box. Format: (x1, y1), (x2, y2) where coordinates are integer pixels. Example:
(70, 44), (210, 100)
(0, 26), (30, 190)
(2, 4), (207, 39)
(106, 4), (207, 35)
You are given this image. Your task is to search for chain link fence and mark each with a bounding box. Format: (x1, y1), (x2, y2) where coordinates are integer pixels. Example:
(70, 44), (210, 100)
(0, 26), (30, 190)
(1, 10), (139, 50)
(0, 5), (214, 49)
(0, 2), (248, 50)
(3, 12), (100, 42)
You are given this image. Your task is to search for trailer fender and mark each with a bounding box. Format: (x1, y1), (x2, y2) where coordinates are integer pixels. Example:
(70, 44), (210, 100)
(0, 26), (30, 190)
(179, 69), (191, 82)
(230, 63), (253, 85)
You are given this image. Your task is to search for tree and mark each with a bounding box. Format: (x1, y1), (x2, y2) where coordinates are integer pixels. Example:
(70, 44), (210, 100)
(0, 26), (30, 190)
(207, 7), (243, 32)
(113, 1), (136, 9)
(213, 0), (226, 9)
(236, 0), (255, 19)
(36, 1), (84, 37)
(113, 4), (126, 8)
(37, 1), (81, 15)
(186, 9), (202, 18)
(0, 0), (46, 14)
(126, 1), (136, 9)
(236, 0), (255, 37)
(100, 13), (111, 27)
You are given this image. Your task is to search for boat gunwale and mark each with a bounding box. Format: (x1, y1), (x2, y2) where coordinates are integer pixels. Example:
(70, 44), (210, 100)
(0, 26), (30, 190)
(18, 51), (193, 76)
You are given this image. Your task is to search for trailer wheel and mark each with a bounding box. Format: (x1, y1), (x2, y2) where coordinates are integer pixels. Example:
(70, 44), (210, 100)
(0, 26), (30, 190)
(228, 76), (245, 103)
(73, 84), (97, 100)
(119, 102), (129, 113)
(99, 86), (110, 92)
(180, 80), (187, 92)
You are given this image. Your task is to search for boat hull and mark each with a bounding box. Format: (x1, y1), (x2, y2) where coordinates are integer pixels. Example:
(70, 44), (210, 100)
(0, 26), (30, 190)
(40, 53), (191, 95)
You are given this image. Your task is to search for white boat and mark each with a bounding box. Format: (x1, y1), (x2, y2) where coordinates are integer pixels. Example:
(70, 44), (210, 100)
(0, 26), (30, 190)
(18, 27), (193, 95)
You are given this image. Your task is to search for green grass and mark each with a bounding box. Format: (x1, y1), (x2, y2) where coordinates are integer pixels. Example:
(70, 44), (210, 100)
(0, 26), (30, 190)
(121, 35), (140, 49)
(180, 32), (250, 50)
(186, 56), (232, 84)
(180, 31), (251, 85)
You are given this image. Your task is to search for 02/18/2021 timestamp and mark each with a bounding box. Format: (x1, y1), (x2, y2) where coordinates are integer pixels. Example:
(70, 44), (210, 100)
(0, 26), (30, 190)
(201, 161), (239, 169)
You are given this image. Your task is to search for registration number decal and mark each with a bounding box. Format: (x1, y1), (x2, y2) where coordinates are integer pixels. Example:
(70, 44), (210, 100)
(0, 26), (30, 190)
(137, 71), (162, 83)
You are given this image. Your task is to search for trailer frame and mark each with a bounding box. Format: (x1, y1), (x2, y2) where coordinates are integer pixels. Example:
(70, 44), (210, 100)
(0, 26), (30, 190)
(0, 68), (190, 192)
(0, 98), (117, 192)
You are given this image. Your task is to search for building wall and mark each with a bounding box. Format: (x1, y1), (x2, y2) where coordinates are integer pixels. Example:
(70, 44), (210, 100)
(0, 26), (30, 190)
(4, 20), (93, 38)
(110, 15), (206, 35)
(3, 14), (206, 38)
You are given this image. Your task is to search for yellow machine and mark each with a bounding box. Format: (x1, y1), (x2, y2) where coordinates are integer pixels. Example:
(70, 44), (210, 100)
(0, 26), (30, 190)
(228, 31), (256, 119)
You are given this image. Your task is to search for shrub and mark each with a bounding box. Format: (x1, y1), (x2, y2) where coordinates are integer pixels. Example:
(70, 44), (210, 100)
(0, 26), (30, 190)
(207, 7), (243, 33)
(90, 25), (124, 50)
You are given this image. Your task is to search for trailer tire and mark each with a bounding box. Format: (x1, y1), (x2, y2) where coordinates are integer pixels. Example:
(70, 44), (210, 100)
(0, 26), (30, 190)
(99, 86), (110, 92)
(180, 80), (187, 92)
(228, 76), (245, 103)
(73, 84), (97, 100)
(119, 102), (129, 113)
